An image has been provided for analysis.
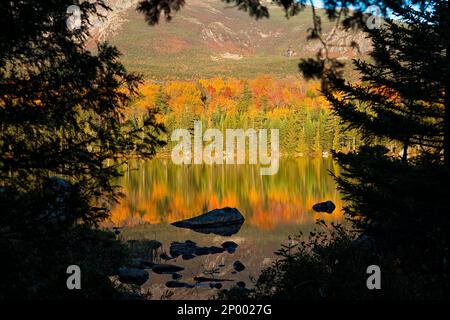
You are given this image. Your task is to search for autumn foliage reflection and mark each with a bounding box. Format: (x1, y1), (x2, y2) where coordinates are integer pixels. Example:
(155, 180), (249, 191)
(109, 158), (343, 229)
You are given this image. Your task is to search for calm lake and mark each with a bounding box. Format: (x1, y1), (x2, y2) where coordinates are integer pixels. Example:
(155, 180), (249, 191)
(109, 158), (344, 299)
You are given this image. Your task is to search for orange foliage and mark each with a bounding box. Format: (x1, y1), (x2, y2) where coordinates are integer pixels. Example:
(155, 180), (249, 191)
(165, 81), (204, 115)
(128, 77), (330, 118)
(133, 82), (161, 113)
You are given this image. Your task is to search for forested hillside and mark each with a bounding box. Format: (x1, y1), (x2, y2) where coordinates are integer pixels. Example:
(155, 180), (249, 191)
(128, 76), (362, 155)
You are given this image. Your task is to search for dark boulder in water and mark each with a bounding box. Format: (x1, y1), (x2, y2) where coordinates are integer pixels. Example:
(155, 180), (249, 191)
(171, 207), (245, 236)
(151, 264), (184, 274)
(312, 201), (336, 213)
(233, 260), (245, 272)
(236, 281), (246, 288)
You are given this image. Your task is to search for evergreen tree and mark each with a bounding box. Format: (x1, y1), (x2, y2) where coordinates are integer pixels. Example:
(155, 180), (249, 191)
(155, 88), (170, 114)
(332, 127), (341, 151)
(312, 125), (322, 156)
(296, 126), (307, 156)
(285, 117), (300, 154)
(0, 0), (164, 298)
(323, 1), (450, 278)
(237, 82), (253, 114)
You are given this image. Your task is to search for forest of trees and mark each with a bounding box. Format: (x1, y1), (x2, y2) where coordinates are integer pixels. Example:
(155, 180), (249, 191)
(1, 0), (449, 302)
(129, 76), (361, 156)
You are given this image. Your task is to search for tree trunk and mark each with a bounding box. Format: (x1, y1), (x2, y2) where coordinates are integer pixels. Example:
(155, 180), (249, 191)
(402, 140), (409, 163)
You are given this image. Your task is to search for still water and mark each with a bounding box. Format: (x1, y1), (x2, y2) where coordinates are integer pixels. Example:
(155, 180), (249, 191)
(109, 158), (343, 299)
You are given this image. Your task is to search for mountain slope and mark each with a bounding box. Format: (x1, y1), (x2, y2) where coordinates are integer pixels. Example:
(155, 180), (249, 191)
(89, 0), (371, 79)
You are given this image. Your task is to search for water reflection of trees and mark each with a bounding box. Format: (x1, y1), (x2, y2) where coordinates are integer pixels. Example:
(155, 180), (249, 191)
(109, 158), (343, 228)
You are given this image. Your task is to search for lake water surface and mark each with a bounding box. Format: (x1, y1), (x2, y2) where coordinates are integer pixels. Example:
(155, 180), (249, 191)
(109, 158), (344, 299)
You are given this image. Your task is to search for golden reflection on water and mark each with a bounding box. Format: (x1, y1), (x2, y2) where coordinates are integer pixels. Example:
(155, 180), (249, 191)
(109, 157), (343, 229)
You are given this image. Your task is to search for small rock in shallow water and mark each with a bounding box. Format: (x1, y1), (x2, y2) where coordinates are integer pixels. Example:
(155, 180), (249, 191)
(170, 241), (197, 257)
(151, 264), (184, 274)
(312, 201), (336, 213)
(221, 241), (238, 253)
(236, 281), (246, 288)
(233, 260), (245, 272)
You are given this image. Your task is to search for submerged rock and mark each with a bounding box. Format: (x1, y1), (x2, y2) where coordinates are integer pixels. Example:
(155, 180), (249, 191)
(171, 207), (245, 236)
(312, 201), (336, 213)
(117, 267), (149, 285)
(170, 241), (197, 257)
(236, 281), (246, 288)
(151, 264), (184, 274)
(221, 241), (238, 253)
(233, 260), (245, 272)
